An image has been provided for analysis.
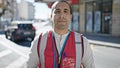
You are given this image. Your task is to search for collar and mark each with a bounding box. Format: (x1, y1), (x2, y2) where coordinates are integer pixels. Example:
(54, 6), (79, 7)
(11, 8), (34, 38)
(54, 31), (69, 38)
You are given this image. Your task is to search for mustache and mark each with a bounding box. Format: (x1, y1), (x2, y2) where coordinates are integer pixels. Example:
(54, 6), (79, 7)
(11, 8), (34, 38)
(57, 20), (67, 22)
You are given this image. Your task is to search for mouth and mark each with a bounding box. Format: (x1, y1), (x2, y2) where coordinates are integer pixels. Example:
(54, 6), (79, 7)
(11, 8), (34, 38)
(58, 20), (66, 22)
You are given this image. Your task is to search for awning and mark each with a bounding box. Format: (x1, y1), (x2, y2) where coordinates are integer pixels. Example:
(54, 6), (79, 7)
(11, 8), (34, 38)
(35, 0), (79, 4)
(46, 0), (79, 8)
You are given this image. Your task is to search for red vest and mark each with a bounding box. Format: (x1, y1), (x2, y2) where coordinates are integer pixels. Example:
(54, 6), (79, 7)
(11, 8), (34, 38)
(37, 31), (84, 68)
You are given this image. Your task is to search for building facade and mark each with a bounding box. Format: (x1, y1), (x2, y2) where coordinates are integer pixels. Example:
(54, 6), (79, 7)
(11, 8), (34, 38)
(0, 0), (18, 30)
(4, 0), (18, 21)
(35, 0), (120, 37)
(0, 0), (6, 29)
(0, 0), (6, 16)
(17, 0), (35, 20)
(79, 0), (120, 36)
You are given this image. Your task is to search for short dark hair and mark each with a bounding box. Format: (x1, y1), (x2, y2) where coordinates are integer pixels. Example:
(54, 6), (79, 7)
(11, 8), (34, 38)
(51, 1), (72, 14)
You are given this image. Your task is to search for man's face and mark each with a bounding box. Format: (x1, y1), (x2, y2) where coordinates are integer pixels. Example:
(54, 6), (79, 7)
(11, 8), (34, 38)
(51, 2), (72, 30)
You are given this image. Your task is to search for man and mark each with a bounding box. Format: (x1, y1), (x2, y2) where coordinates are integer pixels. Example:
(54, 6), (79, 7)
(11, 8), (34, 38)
(26, 1), (95, 68)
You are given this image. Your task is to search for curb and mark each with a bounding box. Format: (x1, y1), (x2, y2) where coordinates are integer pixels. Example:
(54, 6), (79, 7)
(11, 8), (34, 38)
(88, 40), (120, 49)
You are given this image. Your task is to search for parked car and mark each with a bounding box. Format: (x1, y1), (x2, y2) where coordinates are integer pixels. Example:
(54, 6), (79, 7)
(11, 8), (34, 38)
(5, 21), (36, 41)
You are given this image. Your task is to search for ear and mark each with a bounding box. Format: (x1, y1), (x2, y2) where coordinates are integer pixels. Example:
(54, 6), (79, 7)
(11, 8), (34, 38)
(70, 14), (72, 19)
(50, 14), (52, 19)
(50, 14), (52, 18)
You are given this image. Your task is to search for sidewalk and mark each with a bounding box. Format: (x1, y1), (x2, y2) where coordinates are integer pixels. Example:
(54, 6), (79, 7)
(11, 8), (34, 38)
(83, 33), (120, 49)
(0, 30), (120, 48)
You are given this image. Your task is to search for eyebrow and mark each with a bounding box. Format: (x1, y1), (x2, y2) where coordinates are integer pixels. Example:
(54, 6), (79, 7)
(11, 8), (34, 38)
(55, 8), (70, 11)
(55, 9), (60, 11)
(64, 9), (69, 11)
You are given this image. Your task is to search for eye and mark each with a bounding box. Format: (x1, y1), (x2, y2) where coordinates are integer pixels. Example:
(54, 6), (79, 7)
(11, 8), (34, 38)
(55, 10), (61, 14)
(64, 9), (70, 14)
(64, 10), (68, 13)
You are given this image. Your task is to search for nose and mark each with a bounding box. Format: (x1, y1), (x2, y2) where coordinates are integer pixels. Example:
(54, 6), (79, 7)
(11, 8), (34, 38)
(59, 12), (65, 19)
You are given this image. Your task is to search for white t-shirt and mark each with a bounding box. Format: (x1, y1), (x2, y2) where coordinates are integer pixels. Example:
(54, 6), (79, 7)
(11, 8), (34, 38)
(26, 31), (95, 68)
(54, 32), (68, 54)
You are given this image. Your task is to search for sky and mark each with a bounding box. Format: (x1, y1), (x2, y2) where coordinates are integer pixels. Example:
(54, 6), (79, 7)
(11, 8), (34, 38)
(16, 0), (51, 19)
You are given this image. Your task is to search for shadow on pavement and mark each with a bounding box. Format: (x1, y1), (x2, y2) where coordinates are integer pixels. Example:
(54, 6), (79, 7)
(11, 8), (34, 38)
(15, 40), (32, 47)
(0, 30), (5, 34)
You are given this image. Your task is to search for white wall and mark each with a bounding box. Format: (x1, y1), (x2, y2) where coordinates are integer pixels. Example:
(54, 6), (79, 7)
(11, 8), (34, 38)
(18, 0), (34, 20)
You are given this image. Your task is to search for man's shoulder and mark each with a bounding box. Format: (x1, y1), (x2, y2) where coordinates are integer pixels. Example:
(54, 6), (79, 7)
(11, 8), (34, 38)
(32, 31), (50, 46)
(74, 31), (83, 36)
(73, 31), (88, 40)
(35, 30), (53, 40)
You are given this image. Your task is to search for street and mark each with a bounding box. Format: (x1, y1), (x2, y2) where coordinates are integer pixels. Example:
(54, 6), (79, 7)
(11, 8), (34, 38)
(93, 45), (120, 68)
(0, 34), (120, 68)
(0, 22), (120, 68)
(0, 35), (29, 68)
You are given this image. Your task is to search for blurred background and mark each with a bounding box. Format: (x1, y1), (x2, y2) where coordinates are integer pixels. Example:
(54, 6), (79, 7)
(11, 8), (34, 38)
(0, 0), (120, 68)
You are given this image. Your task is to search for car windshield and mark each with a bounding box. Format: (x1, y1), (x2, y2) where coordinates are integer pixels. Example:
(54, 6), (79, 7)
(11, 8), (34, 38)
(18, 24), (32, 30)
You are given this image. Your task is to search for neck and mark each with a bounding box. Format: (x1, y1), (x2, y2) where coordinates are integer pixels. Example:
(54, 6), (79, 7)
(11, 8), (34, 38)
(54, 28), (68, 35)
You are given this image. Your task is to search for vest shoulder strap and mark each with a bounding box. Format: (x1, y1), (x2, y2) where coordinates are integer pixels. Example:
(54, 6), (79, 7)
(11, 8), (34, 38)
(80, 34), (84, 58)
(37, 33), (42, 58)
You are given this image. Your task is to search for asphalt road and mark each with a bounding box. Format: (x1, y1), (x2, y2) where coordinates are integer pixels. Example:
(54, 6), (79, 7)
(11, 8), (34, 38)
(93, 45), (120, 68)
